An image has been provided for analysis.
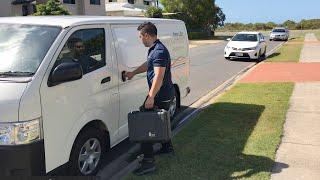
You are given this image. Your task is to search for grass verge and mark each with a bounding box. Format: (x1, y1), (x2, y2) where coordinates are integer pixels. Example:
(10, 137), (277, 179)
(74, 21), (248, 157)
(266, 37), (304, 62)
(125, 83), (294, 180)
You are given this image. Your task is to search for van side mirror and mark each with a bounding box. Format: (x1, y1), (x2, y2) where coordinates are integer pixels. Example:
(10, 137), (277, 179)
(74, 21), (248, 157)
(48, 62), (83, 87)
(226, 38), (231, 41)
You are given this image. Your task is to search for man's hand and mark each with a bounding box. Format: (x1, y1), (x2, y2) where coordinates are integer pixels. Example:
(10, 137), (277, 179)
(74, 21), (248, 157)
(125, 71), (135, 80)
(144, 96), (155, 109)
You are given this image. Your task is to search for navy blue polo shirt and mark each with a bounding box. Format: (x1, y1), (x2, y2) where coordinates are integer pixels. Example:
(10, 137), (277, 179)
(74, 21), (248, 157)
(147, 39), (175, 102)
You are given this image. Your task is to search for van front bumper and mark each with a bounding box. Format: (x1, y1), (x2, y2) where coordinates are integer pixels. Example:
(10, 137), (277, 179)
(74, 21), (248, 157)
(0, 140), (45, 176)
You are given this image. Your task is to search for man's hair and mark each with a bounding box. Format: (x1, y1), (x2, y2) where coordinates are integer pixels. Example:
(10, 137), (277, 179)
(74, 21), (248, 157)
(137, 22), (157, 36)
(67, 37), (83, 49)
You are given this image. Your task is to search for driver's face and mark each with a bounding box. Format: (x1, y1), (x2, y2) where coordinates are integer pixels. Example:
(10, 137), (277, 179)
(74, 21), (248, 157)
(74, 42), (85, 55)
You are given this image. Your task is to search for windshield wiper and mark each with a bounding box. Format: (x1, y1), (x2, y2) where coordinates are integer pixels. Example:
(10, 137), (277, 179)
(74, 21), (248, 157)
(0, 71), (35, 77)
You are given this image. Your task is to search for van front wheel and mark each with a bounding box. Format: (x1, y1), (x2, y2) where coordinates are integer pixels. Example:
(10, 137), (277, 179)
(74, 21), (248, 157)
(69, 127), (107, 176)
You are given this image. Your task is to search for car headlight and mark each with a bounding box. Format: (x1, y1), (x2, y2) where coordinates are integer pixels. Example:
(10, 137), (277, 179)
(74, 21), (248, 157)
(226, 45), (230, 49)
(0, 118), (41, 145)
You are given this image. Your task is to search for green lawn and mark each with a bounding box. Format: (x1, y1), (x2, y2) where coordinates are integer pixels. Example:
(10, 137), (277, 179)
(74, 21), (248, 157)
(125, 83), (294, 180)
(266, 37), (304, 62)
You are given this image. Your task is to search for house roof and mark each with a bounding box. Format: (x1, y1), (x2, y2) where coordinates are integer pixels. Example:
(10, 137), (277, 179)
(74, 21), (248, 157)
(11, 0), (35, 5)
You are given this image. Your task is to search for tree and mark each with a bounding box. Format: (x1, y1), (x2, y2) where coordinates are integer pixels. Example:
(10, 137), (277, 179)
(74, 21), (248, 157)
(213, 5), (226, 30)
(33, 0), (70, 16)
(266, 22), (277, 30)
(282, 20), (296, 29)
(161, 0), (225, 36)
(145, 6), (163, 18)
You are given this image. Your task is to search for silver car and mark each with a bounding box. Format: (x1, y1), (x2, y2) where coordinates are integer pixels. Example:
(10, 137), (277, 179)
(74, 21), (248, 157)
(269, 27), (289, 41)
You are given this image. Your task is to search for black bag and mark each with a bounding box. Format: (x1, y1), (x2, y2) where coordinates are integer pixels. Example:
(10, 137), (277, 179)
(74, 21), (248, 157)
(128, 109), (171, 143)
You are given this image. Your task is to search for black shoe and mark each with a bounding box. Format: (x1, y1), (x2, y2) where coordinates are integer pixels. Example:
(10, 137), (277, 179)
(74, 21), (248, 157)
(133, 159), (156, 176)
(155, 146), (175, 155)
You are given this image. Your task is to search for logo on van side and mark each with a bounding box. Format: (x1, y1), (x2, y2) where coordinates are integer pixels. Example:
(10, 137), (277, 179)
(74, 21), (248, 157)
(148, 132), (156, 137)
(173, 32), (184, 37)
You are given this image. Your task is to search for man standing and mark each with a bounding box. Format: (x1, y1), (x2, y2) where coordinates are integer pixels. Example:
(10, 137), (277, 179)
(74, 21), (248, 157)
(125, 22), (175, 175)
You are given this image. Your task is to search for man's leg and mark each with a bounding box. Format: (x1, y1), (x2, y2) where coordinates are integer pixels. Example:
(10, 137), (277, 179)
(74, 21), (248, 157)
(133, 142), (156, 175)
(134, 99), (156, 175)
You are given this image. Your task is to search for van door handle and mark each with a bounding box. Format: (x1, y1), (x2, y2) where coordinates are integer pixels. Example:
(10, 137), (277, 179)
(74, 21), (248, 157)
(121, 71), (127, 82)
(101, 76), (111, 84)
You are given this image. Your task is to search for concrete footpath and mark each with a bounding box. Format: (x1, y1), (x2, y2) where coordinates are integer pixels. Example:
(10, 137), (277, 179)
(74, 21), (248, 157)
(271, 33), (320, 180)
(300, 33), (320, 62)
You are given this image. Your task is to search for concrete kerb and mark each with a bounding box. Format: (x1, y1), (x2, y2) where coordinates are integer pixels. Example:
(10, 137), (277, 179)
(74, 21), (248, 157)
(105, 42), (286, 180)
(266, 41), (286, 57)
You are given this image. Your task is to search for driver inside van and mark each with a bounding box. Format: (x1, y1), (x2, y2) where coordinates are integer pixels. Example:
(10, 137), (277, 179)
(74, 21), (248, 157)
(68, 38), (99, 74)
(56, 38), (99, 74)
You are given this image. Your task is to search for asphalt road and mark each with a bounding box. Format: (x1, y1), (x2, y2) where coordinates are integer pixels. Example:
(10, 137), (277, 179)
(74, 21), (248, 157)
(96, 39), (284, 179)
(183, 39), (283, 106)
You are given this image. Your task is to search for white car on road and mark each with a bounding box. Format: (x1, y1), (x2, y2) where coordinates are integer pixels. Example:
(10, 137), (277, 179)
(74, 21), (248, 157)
(269, 27), (289, 41)
(224, 32), (267, 61)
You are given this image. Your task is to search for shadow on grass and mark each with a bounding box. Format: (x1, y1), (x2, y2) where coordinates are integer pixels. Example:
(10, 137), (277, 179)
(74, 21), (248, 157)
(129, 102), (288, 179)
(267, 52), (281, 59)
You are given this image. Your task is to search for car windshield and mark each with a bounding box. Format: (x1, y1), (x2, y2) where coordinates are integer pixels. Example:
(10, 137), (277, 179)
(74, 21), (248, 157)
(0, 24), (61, 77)
(272, 29), (286, 33)
(232, 34), (258, 42)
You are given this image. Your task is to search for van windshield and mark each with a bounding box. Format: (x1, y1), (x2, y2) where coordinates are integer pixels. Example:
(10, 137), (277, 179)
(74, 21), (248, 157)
(0, 24), (61, 77)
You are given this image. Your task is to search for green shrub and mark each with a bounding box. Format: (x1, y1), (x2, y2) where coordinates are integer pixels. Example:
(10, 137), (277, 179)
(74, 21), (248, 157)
(144, 6), (163, 18)
(33, 0), (70, 16)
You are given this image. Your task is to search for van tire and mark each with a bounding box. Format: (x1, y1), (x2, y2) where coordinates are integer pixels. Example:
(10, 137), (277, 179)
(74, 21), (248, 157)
(69, 127), (107, 176)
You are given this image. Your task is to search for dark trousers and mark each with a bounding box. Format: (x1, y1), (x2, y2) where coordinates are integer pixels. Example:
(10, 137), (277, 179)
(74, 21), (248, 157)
(140, 98), (173, 159)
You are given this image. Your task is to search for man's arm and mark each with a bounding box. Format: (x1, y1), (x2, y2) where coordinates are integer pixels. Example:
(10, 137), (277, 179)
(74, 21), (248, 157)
(144, 66), (166, 109)
(125, 61), (148, 80)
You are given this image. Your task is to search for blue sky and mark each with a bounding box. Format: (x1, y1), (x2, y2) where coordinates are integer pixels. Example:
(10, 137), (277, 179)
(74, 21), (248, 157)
(215, 0), (320, 24)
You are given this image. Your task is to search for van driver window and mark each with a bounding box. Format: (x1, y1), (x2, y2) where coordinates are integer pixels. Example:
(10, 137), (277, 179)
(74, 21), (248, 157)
(55, 28), (106, 75)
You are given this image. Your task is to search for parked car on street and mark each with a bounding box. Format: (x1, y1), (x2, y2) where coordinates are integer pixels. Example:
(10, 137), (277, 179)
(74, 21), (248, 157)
(0, 16), (190, 176)
(269, 27), (289, 41)
(224, 32), (267, 60)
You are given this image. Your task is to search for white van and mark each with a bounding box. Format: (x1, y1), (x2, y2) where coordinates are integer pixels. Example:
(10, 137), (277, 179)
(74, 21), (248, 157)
(0, 16), (190, 176)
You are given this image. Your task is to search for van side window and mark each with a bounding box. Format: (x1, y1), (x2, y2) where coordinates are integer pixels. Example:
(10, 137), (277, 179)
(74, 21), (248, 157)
(56, 28), (106, 75)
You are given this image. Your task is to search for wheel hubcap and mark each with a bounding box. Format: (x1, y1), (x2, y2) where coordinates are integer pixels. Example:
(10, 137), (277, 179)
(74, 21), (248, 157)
(78, 138), (101, 175)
